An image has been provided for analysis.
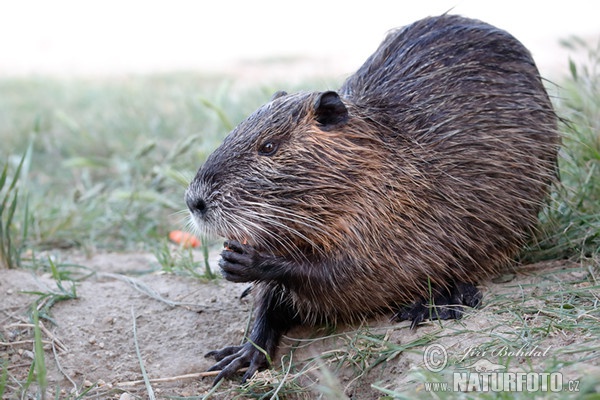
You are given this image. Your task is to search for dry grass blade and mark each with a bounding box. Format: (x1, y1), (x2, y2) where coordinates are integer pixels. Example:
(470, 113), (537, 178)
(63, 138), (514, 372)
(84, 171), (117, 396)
(131, 306), (155, 400)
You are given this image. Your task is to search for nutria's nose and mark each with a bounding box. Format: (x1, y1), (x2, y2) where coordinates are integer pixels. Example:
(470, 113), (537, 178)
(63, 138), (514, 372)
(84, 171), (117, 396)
(186, 194), (208, 216)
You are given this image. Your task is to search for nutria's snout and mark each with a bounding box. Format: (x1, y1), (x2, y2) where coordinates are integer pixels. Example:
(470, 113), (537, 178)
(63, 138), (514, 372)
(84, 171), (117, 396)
(185, 179), (212, 229)
(186, 191), (208, 217)
(185, 176), (238, 241)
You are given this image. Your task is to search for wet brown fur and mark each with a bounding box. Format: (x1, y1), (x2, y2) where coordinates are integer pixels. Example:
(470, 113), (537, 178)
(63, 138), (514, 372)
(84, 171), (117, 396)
(186, 14), (560, 375)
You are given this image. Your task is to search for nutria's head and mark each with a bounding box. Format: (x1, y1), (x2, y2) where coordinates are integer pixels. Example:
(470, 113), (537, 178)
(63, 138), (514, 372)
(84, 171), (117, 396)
(186, 90), (386, 260)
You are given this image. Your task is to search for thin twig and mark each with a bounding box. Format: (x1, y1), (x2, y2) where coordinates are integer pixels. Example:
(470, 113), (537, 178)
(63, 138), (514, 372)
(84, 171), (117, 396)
(116, 368), (247, 387)
(39, 320), (68, 352)
(0, 339), (53, 347)
(3, 322), (68, 352)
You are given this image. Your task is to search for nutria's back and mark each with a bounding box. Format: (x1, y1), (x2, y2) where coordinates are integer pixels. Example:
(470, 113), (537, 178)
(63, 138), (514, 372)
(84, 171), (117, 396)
(326, 14), (560, 301)
(186, 14), (560, 382)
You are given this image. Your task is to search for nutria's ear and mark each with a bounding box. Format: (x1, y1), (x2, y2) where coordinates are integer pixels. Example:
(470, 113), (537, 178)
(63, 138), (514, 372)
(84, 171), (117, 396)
(270, 91), (287, 101)
(314, 91), (348, 126)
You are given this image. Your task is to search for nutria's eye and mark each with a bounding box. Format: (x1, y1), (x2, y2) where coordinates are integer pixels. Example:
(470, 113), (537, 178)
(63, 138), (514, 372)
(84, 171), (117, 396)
(258, 141), (279, 156)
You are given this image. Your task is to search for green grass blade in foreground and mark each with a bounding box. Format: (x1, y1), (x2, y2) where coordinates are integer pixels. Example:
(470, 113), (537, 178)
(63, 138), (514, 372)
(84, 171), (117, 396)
(202, 236), (215, 279)
(0, 152), (27, 269)
(0, 358), (7, 399)
(526, 38), (600, 263)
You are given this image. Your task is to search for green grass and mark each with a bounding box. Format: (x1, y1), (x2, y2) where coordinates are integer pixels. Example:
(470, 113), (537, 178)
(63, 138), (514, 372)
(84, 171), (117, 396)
(153, 238), (216, 279)
(527, 37), (600, 262)
(0, 39), (599, 399)
(0, 149), (30, 269)
(22, 257), (79, 324)
(0, 74), (289, 254)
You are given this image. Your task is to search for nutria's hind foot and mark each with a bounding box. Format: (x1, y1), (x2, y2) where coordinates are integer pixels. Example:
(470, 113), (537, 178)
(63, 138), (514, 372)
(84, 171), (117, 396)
(205, 342), (269, 384)
(393, 282), (482, 329)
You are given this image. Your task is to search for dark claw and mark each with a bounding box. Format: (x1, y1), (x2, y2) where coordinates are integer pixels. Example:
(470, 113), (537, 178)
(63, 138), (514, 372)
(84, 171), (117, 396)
(394, 302), (427, 329)
(457, 281), (483, 308)
(205, 342), (269, 385)
(241, 350), (266, 382)
(205, 345), (242, 361)
(393, 282), (482, 328)
(240, 285), (253, 299)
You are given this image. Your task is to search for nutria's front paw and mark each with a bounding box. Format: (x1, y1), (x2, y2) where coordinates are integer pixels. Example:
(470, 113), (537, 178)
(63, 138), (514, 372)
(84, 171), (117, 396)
(219, 240), (265, 282)
(205, 342), (269, 384)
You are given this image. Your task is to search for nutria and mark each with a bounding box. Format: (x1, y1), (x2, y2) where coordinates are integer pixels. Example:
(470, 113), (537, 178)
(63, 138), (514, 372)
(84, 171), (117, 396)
(185, 14), (560, 382)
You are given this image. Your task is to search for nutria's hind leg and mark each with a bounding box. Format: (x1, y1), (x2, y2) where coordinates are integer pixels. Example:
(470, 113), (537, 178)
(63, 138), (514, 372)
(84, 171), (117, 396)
(393, 282), (482, 329)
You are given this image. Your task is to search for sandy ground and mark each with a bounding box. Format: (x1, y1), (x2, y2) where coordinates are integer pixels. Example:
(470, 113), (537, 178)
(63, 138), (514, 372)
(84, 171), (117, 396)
(2, 250), (599, 399)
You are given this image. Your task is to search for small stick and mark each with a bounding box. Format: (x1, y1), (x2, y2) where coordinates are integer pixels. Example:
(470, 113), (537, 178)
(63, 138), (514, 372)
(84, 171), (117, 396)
(116, 368), (247, 387)
(116, 371), (216, 387)
(4, 322), (68, 352)
(39, 320), (69, 352)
